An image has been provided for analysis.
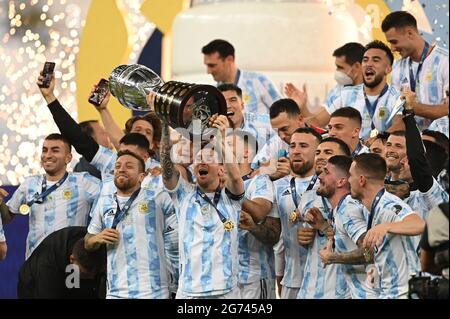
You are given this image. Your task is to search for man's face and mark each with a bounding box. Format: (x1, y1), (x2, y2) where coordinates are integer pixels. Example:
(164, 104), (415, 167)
(348, 162), (363, 200)
(203, 52), (231, 82)
(315, 141), (346, 175)
(114, 154), (144, 192)
(193, 148), (224, 189)
(335, 56), (359, 84)
(385, 135), (407, 173)
(222, 90), (244, 127)
(384, 27), (415, 58)
(317, 163), (341, 198)
(90, 122), (112, 149)
(362, 48), (391, 88)
(131, 120), (154, 147)
(271, 112), (305, 144)
(370, 138), (386, 159)
(328, 117), (359, 148)
(289, 133), (318, 176)
(41, 139), (72, 175)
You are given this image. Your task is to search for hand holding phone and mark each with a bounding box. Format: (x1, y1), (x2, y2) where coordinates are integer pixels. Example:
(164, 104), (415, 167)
(38, 62), (55, 88)
(88, 78), (109, 106)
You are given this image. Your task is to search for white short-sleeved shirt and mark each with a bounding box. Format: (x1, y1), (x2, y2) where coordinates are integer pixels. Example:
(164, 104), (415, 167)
(87, 188), (173, 299)
(231, 69), (281, 115)
(0, 215), (5, 242)
(366, 190), (420, 299)
(297, 190), (349, 299)
(239, 174), (276, 284)
(273, 174), (318, 288)
(428, 117), (449, 138)
(241, 112), (275, 152)
(167, 177), (244, 297)
(325, 84), (401, 140)
(391, 45), (449, 132)
(406, 178), (449, 220)
(333, 194), (378, 299)
(7, 172), (100, 259)
(251, 135), (289, 170)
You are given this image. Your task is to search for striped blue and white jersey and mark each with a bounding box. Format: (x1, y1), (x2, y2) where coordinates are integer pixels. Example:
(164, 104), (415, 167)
(239, 174), (276, 284)
(333, 194), (378, 299)
(367, 191), (420, 299)
(0, 216), (5, 242)
(273, 175), (317, 288)
(234, 69), (281, 115)
(325, 84), (401, 140)
(297, 190), (349, 299)
(241, 112), (274, 152)
(87, 188), (173, 299)
(406, 178), (449, 220)
(7, 172), (100, 259)
(251, 135), (289, 170)
(428, 116), (449, 138)
(167, 177), (244, 297)
(391, 45), (449, 132)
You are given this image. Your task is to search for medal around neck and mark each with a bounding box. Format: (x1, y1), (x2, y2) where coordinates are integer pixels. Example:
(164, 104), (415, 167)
(223, 220), (234, 231)
(108, 64), (227, 140)
(19, 204), (30, 215)
(289, 209), (300, 224)
(387, 97), (406, 124)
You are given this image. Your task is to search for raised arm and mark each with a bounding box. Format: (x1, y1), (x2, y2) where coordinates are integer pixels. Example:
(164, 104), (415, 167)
(37, 73), (99, 161)
(0, 189), (15, 224)
(160, 121), (180, 191)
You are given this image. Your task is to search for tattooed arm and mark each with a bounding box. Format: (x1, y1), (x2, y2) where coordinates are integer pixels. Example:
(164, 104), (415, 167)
(161, 121), (180, 191)
(240, 211), (281, 246)
(320, 233), (373, 266)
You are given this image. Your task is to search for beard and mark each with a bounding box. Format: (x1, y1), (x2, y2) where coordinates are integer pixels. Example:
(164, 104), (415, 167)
(114, 175), (137, 192)
(350, 186), (363, 201)
(316, 184), (334, 198)
(364, 73), (384, 88)
(291, 160), (313, 176)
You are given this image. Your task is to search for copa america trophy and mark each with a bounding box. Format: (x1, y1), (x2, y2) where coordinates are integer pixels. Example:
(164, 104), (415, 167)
(108, 64), (227, 138)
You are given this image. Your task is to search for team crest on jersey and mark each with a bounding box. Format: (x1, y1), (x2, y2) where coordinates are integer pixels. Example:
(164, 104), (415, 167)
(392, 205), (402, 215)
(138, 202), (148, 214)
(426, 71), (433, 82)
(243, 94), (251, 105)
(378, 106), (387, 119)
(63, 190), (72, 200)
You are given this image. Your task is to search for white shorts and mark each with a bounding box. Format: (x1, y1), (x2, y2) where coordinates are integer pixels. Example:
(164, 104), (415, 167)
(176, 286), (241, 299)
(238, 279), (276, 299)
(280, 286), (299, 299)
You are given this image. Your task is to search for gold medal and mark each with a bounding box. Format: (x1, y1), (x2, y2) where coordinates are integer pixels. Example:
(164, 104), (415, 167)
(363, 248), (372, 263)
(19, 204), (30, 215)
(138, 202), (148, 214)
(378, 106), (386, 119)
(289, 210), (299, 224)
(224, 220), (234, 231)
(63, 190), (72, 200)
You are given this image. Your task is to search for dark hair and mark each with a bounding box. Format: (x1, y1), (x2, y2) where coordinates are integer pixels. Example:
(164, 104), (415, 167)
(353, 153), (387, 181)
(269, 98), (300, 119)
(365, 40), (394, 66)
(124, 112), (162, 145)
(292, 127), (323, 143)
(423, 140), (449, 179)
(390, 130), (406, 137)
(44, 133), (72, 152)
(333, 42), (365, 65)
(116, 149), (146, 173)
(119, 133), (150, 153)
(381, 11), (418, 33)
(330, 106), (362, 127)
(328, 155), (352, 177)
(79, 120), (98, 138)
(226, 129), (259, 157)
(375, 131), (390, 143)
(320, 137), (351, 157)
(72, 238), (105, 274)
(423, 129), (449, 154)
(201, 39), (235, 59)
(217, 83), (243, 98)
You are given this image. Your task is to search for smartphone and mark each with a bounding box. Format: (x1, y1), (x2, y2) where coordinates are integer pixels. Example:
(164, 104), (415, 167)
(278, 149), (288, 159)
(88, 78), (109, 106)
(39, 62), (55, 88)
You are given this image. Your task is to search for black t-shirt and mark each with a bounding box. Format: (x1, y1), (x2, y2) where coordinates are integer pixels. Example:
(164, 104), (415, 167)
(18, 226), (106, 299)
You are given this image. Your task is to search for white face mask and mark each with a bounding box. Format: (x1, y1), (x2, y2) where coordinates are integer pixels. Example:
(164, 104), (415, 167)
(334, 70), (353, 86)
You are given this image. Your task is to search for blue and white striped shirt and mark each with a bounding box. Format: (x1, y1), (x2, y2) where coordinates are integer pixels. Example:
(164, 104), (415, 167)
(239, 174), (276, 284)
(241, 112), (274, 152)
(391, 45), (449, 132)
(167, 177), (244, 297)
(87, 188), (173, 299)
(406, 178), (449, 220)
(297, 190), (349, 299)
(333, 194), (378, 299)
(0, 216), (5, 242)
(7, 172), (100, 259)
(325, 84), (401, 140)
(366, 191), (420, 299)
(273, 175), (317, 288)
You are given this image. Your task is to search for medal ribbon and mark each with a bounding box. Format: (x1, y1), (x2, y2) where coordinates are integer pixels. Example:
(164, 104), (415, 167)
(409, 41), (429, 92)
(363, 84), (389, 129)
(196, 187), (228, 224)
(27, 172), (69, 207)
(111, 188), (141, 229)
